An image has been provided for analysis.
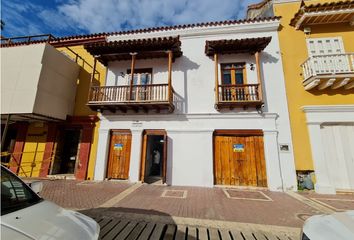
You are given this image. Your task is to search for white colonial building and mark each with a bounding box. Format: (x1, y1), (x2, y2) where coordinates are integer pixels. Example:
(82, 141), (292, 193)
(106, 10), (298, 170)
(85, 17), (297, 191)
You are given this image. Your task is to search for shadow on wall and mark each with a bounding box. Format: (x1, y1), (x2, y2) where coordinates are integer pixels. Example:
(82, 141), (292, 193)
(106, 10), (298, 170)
(308, 87), (354, 96)
(80, 207), (194, 239)
(308, 22), (353, 35)
(261, 51), (279, 64)
(172, 55), (200, 114)
(259, 51), (280, 113)
(74, 68), (100, 116)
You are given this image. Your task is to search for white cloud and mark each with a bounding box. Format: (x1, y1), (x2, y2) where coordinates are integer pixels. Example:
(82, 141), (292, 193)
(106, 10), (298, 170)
(55, 0), (261, 33)
(2, 0), (261, 37)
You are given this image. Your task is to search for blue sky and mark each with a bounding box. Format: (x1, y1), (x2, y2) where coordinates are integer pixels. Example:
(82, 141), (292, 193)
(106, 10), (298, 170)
(1, 0), (259, 38)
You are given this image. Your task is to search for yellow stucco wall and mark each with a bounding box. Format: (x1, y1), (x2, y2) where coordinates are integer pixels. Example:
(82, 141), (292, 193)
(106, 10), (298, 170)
(19, 123), (48, 177)
(274, 1), (354, 171)
(58, 46), (106, 180)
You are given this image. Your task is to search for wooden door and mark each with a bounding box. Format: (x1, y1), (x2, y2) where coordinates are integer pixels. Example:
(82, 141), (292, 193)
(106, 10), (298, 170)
(107, 130), (132, 179)
(214, 133), (267, 187)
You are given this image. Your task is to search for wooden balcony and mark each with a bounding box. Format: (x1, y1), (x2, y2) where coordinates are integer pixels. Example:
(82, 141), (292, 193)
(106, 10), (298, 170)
(215, 84), (263, 109)
(87, 84), (174, 113)
(301, 53), (354, 90)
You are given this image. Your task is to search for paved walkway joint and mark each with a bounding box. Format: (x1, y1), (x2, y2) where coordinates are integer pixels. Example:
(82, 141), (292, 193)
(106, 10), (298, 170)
(286, 191), (335, 214)
(99, 183), (142, 208)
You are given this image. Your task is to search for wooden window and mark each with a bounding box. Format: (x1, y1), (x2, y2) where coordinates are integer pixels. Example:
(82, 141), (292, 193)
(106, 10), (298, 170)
(306, 37), (350, 74)
(127, 68), (153, 101)
(221, 63), (246, 85)
(127, 68), (153, 85)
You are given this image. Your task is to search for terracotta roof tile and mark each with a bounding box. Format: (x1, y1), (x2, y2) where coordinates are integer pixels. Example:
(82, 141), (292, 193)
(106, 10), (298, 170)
(84, 36), (182, 65)
(0, 17), (281, 47)
(247, 0), (272, 12)
(1, 17), (280, 48)
(108, 16), (280, 36)
(205, 37), (272, 56)
(290, 0), (354, 27)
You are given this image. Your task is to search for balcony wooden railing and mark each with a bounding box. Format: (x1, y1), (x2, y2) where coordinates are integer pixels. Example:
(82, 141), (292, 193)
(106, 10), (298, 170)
(216, 84), (262, 108)
(87, 83), (174, 112)
(301, 53), (354, 81)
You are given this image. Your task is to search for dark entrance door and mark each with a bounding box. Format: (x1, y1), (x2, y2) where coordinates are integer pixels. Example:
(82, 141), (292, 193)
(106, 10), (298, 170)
(52, 129), (81, 175)
(140, 130), (167, 184)
(1, 128), (17, 164)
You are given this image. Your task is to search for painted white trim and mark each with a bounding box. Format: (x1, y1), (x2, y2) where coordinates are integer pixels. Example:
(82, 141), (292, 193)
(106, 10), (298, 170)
(108, 21), (280, 41)
(100, 112), (279, 121)
(303, 105), (354, 113)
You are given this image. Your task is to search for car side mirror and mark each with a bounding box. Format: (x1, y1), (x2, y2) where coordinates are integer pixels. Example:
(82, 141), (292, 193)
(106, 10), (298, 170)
(29, 181), (43, 194)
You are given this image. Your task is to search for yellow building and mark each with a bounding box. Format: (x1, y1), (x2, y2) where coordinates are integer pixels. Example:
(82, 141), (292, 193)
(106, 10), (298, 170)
(1, 34), (107, 180)
(248, 0), (354, 193)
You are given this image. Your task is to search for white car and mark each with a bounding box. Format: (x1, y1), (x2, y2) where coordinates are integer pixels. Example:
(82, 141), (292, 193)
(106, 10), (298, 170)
(301, 210), (354, 240)
(1, 166), (100, 240)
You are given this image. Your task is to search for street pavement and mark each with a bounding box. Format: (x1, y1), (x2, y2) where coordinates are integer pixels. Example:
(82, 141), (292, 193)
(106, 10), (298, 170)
(34, 179), (354, 239)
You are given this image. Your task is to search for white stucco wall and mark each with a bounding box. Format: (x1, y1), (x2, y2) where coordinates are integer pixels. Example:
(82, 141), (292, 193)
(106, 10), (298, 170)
(94, 19), (297, 191)
(1, 43), (79, 120)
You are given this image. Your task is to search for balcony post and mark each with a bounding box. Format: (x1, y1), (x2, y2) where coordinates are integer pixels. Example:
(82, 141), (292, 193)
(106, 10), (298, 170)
(167, 50), (173, 104)
(90, 57), (97, 84)
(129, 53), (137, 100)
(88, 57), (97, 102)
(214, 53), (219, 104)
(255, 51), (263, 102)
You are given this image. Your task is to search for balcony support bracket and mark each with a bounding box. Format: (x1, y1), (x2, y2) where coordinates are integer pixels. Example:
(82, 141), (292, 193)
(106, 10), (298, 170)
(332, 78), (350, 89)
(344, 80), (354, 90)
(304, 79), (321, 90)
(318, 78), (335, 90)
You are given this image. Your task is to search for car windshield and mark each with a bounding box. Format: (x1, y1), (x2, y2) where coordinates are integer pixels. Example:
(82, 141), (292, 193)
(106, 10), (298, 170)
(1, 166), (42, 215)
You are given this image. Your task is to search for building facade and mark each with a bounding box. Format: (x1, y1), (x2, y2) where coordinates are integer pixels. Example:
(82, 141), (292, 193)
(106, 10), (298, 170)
(1, 34), (107, 180)
(86, 17), (297, 191)
(248, 0), (354, 193)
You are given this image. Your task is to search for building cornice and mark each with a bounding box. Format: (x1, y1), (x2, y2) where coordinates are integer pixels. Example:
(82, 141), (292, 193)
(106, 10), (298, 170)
(108, 20), (280, 42)
(302, 105), (354, 113)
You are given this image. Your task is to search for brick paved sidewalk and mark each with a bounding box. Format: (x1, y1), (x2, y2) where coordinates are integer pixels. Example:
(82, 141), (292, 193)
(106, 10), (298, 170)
(38, 179), (132, 209)
(113, 185), (321, 227)
(299, 190), (354, 212)
(35, 180), (336, 228)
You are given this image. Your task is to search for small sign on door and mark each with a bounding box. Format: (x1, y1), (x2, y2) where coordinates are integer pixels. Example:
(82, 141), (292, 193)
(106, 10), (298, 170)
(233, 144), (244, 152)
(114, 143), (123, 150)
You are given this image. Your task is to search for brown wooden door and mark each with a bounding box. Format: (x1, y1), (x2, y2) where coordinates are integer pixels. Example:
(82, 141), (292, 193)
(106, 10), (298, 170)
(214, 134), (267, 187)
(107, 130), (132, 179)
